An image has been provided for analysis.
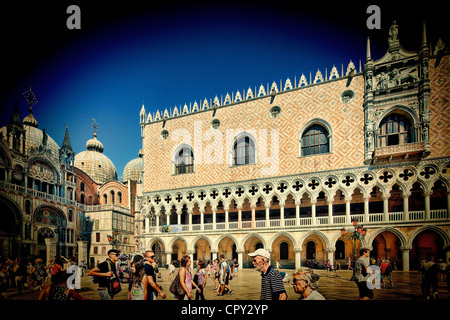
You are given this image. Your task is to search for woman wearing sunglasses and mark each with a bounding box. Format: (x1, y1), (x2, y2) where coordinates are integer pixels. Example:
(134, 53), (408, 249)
(292, 268), (325, 300)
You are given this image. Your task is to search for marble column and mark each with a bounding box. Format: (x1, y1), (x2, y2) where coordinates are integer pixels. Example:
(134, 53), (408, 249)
(383, 194), (390, 222)
(401, 246), (411, 271)
(294, 248), (302, 269)
(237, 249), (244, 270)
(237, 206), (242, 229)
(295, 200), (301, 226)
(424, 191), (431, 220)
(45, 238), (57, 265)
(251, 205), (256, 229)
(77, 240), (89, 266)
(328, 200), (333, 224)
(265, 205), (270, 228)
(403, 193), (410, 221)
(311, 200), (317, 225)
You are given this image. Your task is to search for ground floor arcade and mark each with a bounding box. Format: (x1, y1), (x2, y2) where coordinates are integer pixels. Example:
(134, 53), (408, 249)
(143, 224), (450, 271)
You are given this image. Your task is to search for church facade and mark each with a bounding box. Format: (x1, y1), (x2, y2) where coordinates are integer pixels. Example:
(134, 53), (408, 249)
(0, 101), (139, 265)
(138, 22), (450, 270)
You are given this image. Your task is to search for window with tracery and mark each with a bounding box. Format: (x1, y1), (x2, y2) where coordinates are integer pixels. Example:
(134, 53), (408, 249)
(233, 135), (255, 166)
(301, 124), (329, 156)
(175, 147), (194, 175)
(378, 113), (412, 147)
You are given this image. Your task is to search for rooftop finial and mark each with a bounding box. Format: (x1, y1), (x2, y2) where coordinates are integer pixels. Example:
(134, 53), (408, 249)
(91, 118), (99, 137)
(23, 85), (38, 108)
(366, 37), (371, 60)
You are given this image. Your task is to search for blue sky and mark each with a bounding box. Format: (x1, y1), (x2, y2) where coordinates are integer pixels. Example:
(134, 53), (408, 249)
(1, 1), (446, 179)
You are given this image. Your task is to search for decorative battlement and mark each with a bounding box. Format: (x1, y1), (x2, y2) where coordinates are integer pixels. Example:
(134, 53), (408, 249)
(139, 60), (361, 124)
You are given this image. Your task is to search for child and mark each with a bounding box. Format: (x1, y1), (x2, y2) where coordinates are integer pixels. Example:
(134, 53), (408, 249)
(195, 260), (207, 300)
(129, 256), (148, 300)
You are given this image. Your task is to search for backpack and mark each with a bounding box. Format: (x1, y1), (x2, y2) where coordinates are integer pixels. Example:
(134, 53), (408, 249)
(224, 261), (230, 273)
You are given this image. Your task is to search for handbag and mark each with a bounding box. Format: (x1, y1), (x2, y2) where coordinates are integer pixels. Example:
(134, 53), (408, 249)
(169, 272), (185, 297)
(107, 261), (122, 296)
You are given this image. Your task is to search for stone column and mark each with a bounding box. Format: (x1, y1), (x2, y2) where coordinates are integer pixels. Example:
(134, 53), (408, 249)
(328, 200), (333, 224)
(383, 194), (390, 222)
(345, 198), (351, 224)
(251, 205), (256, 229)
(166, 208), (170, 226)
(265, 205), (270, 228)
(401, 246), (411, 271)
(188, 207), (193, 231)
(363, 196), (370, 223)
(280, 204), (285, 227)
(294, 248), (302, 269)
(295, 200), (301, 226)
(403, 193), (410, 221)
(166, 252), (172, 266)
(326, 248), (336, 268)
(424, 191), (431, 220)
(224, 207), (229, 230)
(76, 240), (89, 266)
(212, 208), (217, 230)
(447, 192), (450, 219)
(177, 207), (182, 225)
(237, 206), (242, 229)
(155, 211), (160, 233)
(311, 200), (317, 225)
(199, 207), (205, 231)
(45, 238), (57, 265)
(145, 216), (150, 233)
(237, 249), (244, 270)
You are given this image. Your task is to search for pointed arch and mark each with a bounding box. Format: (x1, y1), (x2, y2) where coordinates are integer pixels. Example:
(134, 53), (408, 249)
(268, 231), (298, 249)
(407, 225), (450, 248)
(299, 230), (331, 248)
(366, 226), (407, 248)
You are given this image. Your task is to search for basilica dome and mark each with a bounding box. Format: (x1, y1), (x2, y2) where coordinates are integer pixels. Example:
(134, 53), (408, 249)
(74, 133), (118, 184)
(122, 149), (144, 182)
(23, 125), (60, 160)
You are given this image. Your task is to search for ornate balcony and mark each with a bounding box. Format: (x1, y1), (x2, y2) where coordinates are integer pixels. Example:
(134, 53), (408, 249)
(374, 141), (426, 160)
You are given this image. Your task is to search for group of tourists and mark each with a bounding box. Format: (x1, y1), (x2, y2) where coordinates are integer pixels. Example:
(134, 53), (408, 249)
(4, 248), (450, 301)
(0, 255), (87, 300)
(419, 255), (450, 300)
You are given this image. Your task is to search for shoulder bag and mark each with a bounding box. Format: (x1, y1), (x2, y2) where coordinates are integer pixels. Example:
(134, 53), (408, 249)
(169, 271), (186, 297)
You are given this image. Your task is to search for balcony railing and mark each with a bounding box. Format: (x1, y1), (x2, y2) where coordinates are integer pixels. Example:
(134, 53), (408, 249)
(85, 204), (131, 215)
(0, 180), (85, 209)
(145, 209), (448, 234)
(374, 141), (425, 158)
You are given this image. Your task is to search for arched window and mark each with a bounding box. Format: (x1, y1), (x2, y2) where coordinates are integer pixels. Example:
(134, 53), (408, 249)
(110, 190), (115, 204)
(301, 124), (329, 156)
(379, 113), (413, 147)
(174, 146), (194, 175)
(118, 192), (122, 203)
(233, 135), (256, 166)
